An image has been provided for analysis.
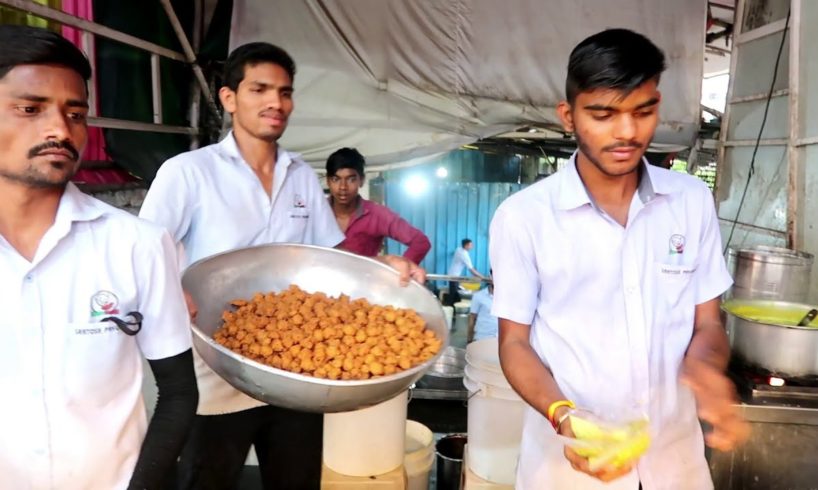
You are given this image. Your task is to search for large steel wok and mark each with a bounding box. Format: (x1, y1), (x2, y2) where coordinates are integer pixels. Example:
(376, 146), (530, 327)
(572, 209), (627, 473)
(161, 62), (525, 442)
(182, 244), (449, 413)
(723, 299), (818, 377)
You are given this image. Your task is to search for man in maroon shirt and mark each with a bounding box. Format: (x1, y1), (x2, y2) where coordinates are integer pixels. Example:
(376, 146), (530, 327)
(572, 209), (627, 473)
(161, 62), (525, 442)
(326, 148), (431, 264)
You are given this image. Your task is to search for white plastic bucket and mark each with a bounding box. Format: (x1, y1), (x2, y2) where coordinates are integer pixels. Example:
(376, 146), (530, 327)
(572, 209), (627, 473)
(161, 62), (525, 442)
(464, 338), (525, 485)
(454, 300), (471, 315)
(322, 391), (408, 476)
(405, 420), (434, 490)
(442, 306), (454, 330)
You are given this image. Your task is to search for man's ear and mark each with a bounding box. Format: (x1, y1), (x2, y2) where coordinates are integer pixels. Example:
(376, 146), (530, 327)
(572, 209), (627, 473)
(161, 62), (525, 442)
(219, 86), (237, 114)
(556, 100), (574, 133)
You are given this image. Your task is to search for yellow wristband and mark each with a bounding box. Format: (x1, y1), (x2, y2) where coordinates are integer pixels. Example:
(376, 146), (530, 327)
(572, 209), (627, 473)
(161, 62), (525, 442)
(547, 400), (576, 428)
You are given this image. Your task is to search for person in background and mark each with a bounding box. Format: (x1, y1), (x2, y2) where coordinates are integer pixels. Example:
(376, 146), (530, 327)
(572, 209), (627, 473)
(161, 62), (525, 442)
(489, 29), (748, 489)
(140, 42), (423, 490)
(0, 25), (197, 489)
(447, 238), (487, 305)
(467, 270), (497, 343)
(326, 147), (431, 264)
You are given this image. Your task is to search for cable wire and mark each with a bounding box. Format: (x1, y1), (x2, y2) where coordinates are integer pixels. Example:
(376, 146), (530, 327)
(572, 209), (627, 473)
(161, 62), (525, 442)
(722, 9), (791, 254)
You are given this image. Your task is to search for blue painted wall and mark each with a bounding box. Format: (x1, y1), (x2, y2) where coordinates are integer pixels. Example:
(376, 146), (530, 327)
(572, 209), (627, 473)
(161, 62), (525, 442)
(384, 181), (523, 276)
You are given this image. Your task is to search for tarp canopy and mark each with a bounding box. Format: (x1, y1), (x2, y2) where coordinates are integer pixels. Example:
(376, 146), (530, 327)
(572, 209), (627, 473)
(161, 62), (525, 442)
(230, 0), (707, 167)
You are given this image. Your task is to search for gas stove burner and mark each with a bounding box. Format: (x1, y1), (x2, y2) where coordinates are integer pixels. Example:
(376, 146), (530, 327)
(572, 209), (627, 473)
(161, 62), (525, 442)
(727, 359), (818, 408)
(728, 359), (818, 388)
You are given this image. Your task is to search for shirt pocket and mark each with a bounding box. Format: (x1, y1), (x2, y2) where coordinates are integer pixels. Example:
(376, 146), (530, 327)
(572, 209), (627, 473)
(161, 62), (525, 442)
(63, 322), (138, 405)
(654, 262), (698, 311)
(285, 205), (310, 238)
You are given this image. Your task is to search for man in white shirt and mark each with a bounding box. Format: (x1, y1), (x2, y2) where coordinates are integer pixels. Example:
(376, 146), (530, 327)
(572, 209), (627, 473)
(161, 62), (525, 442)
(489, 29), (749, 489)
(0, 25), (197, 489)
(447, 238), (487, 305)
(140, 42), (423, 490)
(467, 271), (497, 343)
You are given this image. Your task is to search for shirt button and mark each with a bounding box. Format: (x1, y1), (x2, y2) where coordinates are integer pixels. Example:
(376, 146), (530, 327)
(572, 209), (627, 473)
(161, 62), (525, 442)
(34, 448), (45, 456)
(25, 275), (33, 282)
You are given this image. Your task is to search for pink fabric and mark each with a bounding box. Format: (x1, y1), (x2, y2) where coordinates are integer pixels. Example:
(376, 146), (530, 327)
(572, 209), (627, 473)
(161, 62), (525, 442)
(61, 0), (111, 163)
(337, 198), (431, 264)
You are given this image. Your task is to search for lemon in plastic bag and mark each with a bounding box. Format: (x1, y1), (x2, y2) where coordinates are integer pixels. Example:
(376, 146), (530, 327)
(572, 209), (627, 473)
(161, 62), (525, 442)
(560, 410), (651, 471)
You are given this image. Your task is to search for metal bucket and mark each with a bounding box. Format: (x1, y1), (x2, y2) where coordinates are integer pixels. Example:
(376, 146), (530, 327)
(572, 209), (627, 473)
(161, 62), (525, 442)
(435, 434), (467, 490)
(415, 346), (466, 391)
(727, 246), (814, 303)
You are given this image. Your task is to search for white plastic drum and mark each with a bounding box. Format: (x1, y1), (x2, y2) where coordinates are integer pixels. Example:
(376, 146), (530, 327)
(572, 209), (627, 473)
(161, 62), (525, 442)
(405, 420), (434, 490)
(322, 391), (408, 476)
(464, 338), (525, 485)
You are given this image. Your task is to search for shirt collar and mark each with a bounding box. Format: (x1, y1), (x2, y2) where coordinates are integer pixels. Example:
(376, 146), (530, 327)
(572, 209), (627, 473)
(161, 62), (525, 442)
(56, 183), (106, 224)
(556, 151), (680, 211)
(329, 195), (368, 218)
(217, 130), (294, 170)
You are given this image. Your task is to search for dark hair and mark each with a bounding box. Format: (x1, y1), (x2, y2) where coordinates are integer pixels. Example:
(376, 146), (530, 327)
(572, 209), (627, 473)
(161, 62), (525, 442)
(223, 42), (296, 91)
(462, 239), (472, 247)
(565, 29), (665, 104)
(0, 25), (91, 82)
(326, 147), (365, 178)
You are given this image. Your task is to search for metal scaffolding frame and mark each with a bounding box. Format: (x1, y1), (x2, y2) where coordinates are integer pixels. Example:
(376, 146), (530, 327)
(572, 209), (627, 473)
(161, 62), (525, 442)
(0, 0), (221, 143)
(717, 0), (818, 301)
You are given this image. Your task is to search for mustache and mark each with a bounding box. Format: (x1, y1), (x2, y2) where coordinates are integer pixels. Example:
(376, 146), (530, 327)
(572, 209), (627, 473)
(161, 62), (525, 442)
(602, 141), (643, 152)
(27, 140), (80, 161)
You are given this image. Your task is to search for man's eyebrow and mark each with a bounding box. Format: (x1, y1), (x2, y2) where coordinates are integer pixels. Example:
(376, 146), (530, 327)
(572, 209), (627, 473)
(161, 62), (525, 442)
(635, 97), (660, 110)
(11, 93), (89, 109)
(583, 104), (616, 111)
(247, 81), (294, 92)
(583, 97), (660, 112)
(67, 99), (89, 108)
(11, 93), (49, 103)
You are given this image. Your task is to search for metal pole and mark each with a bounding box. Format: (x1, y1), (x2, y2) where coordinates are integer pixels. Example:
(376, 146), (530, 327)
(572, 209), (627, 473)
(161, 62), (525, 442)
(787, 0), (803, 250)
(87, 116), (196, 135)
(151, 54), (163, 124)
(188, 0), (204, 150)
(0, 0), (186, 61)
(714, 0), (747, 204)
(157, 0), (221, 122)
(80, 30), (97, 118)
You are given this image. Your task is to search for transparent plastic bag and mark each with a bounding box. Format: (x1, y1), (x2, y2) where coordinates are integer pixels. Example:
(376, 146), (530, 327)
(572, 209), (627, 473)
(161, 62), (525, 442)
(556, 408), (651, 472)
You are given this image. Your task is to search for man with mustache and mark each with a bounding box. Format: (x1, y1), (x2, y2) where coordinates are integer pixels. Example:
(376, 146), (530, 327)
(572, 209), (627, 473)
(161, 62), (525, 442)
(489, 29), (749, 489)
(0, 25), (197, 489)
(140, 42), (424, 489)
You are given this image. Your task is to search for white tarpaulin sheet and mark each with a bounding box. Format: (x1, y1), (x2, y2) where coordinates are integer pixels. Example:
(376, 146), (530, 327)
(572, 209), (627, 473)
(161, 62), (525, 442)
(230, 0), (706, 166)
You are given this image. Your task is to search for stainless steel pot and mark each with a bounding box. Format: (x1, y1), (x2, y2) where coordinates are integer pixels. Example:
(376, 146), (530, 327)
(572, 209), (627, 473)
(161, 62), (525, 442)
(182, 243), (449, 413)
(723, 299), (818, 376)
(727, 246), (814, 303)
(415, 346), (466, 391)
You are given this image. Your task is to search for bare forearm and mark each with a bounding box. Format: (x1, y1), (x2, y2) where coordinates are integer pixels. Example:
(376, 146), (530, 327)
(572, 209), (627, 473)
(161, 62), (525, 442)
(685, 319), (730, 371)
(468, 267), (486, 280)
(499, 322), (566, 417)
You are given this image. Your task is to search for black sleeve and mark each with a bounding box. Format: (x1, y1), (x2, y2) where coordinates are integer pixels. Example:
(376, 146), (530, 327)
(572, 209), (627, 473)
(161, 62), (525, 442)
(128, 349), (198, 490)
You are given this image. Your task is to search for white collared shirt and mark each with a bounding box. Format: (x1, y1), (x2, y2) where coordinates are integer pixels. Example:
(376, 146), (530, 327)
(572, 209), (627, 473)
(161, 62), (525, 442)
(489, 153), (732, 490)
(448, 246), (474, 277)
(470, 287), (498, 341)
(0, 184), (191, 490)
(140, 132), (345, 414)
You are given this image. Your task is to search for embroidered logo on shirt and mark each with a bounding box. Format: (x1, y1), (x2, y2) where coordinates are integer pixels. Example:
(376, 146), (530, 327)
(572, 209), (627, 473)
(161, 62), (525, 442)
(90, 290), (120, 317)
(293, 194), (306, 208)
(669, 234), (686, 255)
